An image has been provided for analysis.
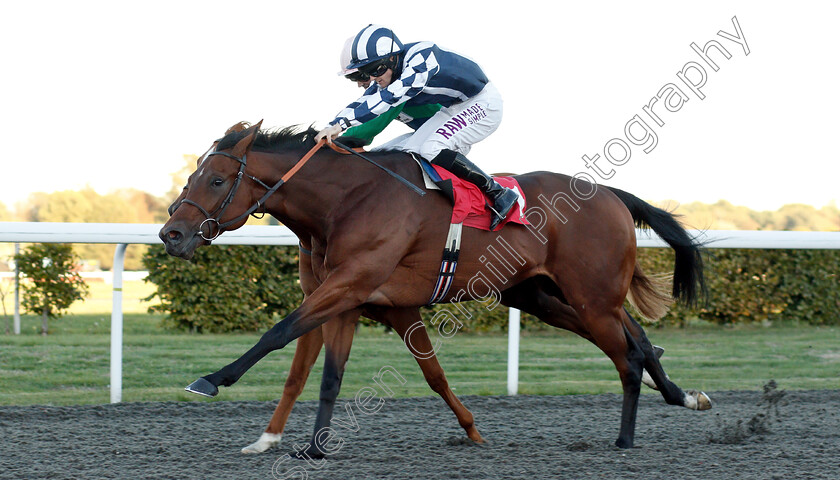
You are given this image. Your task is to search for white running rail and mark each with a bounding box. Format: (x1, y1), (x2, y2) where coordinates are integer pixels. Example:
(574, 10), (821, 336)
(2, 222), (839, 401)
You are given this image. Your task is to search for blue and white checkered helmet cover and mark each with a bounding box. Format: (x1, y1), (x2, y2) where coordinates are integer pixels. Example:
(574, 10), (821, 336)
(347, 24), (403, 70)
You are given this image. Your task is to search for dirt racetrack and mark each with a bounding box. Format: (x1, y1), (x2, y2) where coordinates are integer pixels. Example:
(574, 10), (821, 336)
(2, 387), (838, 479)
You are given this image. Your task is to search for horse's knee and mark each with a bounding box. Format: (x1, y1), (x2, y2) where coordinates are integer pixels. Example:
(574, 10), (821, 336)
(260, 314), (304, 351)
(259, 327), (289, 353)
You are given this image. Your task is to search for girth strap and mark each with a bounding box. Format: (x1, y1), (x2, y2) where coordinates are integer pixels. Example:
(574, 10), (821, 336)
(428, 222), (463, 305)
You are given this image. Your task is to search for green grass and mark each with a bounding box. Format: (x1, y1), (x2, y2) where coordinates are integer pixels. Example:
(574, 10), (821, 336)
(1, 311), (839, 406)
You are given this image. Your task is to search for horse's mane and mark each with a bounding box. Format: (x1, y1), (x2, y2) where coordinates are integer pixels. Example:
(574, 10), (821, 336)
(216, 124), (318, 153)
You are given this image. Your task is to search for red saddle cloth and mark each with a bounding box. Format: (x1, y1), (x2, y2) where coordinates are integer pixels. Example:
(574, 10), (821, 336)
(429, 164), (529, 231)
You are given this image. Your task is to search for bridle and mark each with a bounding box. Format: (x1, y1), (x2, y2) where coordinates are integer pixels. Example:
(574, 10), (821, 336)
(168, 133), (424, 242)
(169, 138), (326, 241)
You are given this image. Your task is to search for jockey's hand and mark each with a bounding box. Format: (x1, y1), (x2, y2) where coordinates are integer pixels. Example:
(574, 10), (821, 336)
(315, 124), (343, 144)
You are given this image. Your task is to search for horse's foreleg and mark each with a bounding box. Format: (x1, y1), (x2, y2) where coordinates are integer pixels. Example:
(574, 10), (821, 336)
(186, 269), (380, 397)
(386, 308), (484, 443)
(241, 327), (325, 454)
(299, 311), (360, 459)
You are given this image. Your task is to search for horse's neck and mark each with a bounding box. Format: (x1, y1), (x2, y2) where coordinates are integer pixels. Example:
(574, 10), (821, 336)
(255, 149), (370, 239)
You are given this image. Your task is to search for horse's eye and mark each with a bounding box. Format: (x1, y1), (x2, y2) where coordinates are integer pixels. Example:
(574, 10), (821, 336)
(212, 178), (224, 187)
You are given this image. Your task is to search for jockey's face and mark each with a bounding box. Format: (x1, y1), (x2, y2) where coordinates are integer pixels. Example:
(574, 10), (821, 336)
(372, 68), (393, 88)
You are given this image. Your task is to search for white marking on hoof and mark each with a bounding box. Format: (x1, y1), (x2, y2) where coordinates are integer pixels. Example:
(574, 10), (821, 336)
(642, 369), (659, 390)
(241, 432), (283, 454)
(684, 390), (713, 411)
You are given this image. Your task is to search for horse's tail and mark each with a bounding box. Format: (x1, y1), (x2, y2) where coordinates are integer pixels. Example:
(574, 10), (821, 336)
(626, 264), (673, 321)
(607, 186), (707, 306)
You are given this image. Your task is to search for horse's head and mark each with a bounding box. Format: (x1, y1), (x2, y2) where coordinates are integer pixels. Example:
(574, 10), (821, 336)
(160, 120), (262, 259)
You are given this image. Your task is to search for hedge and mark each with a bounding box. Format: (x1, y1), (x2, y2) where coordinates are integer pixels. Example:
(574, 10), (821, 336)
(636, 248), (840, 327)
(142, 245), (303, 333)
(142, 245), (840, 333)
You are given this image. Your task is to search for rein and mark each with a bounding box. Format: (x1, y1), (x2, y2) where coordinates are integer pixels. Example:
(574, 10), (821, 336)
(173, 136), (424, 242)
(332, 140), (426, 197)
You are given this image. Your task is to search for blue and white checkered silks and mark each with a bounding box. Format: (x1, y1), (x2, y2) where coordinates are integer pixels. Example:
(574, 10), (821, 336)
(330, 40), (501, 160)
(348, 24), (404, 69)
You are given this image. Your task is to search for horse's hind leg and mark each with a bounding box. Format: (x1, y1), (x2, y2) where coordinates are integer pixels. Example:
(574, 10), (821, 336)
(640, 341), (665, 390)
(501, 279), (662, 391)
(241, 327), (325, 454)
(502, 280), (709, 413)
(581, 306), (648, 448)
(501, 279), (646, 447)
(622, 309), (711, 410)
(383, 307), (484, 443)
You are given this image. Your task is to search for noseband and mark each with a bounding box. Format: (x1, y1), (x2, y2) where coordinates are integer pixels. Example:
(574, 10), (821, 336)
(169, 139), (326, 241)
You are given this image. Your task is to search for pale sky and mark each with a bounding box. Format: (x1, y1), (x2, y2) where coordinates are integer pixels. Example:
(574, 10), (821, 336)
(2, 1), (838, 212)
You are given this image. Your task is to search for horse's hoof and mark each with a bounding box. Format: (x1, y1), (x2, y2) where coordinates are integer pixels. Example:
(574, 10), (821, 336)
(695, 391), (712, 410)
(614, 437), (633, 449)
(685, 389), (713, 410)
(653, 345), (665, 358)
(293, 444), (326, 460)
(465, 427), (485, 443)
(185, 377), (218, 397)
(241, 432), (283, 454)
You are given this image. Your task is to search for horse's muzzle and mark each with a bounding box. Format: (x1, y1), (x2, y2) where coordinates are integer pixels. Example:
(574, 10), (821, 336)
(159, 224), (204, 260)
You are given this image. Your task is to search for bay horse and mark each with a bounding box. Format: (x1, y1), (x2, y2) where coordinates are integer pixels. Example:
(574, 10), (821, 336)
(161, 121), (711, 454)
(237, 249), (668, 456)
(169, 123), (488, 454)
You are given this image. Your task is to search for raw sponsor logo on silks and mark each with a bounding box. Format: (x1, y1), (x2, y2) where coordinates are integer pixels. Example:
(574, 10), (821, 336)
(435, 103), (487, 139)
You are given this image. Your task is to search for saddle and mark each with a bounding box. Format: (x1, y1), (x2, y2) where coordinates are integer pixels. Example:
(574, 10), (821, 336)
(413, 154), (529, 231)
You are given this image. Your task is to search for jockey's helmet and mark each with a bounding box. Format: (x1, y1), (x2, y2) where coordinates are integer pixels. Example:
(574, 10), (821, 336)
(346, 25), (403, 72)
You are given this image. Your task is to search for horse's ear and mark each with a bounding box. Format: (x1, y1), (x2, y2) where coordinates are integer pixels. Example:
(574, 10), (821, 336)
(225, 121), (250, 135)
(231, 120), (263, 158)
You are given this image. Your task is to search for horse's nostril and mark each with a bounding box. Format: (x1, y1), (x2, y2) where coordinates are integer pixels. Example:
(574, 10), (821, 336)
(162, 228), (183, 244)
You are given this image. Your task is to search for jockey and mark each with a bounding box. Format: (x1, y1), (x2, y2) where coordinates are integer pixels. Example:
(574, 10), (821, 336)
(336, 35), (443, 149)
(317, 25), (519, 230)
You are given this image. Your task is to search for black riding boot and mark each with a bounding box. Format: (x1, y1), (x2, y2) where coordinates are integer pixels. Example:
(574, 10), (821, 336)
(431, 150), (519, 230)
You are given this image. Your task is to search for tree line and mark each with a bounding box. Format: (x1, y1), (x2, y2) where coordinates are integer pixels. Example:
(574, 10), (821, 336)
(667, 199), (840, 232)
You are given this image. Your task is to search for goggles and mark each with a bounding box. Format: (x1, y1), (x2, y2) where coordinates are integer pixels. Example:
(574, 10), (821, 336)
(359, 59), (391, 78)
(344, 70), (370, 83)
